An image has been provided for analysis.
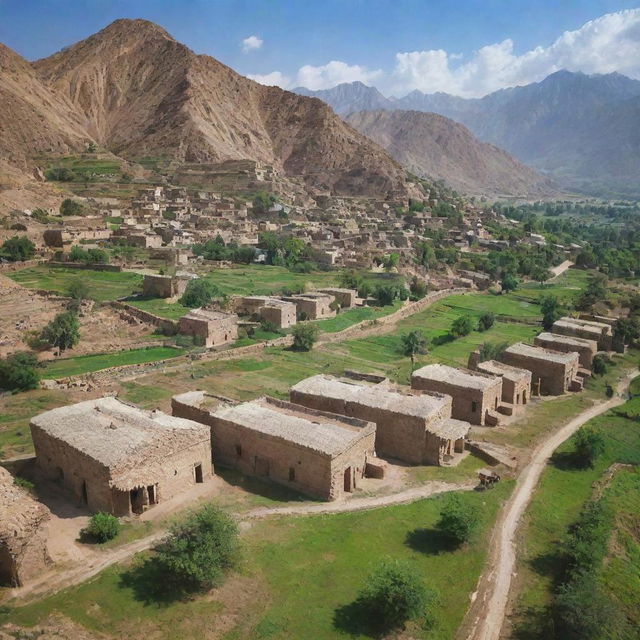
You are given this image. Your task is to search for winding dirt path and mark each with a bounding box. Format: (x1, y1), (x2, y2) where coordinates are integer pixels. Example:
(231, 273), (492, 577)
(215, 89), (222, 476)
(463, 368), (638, 640)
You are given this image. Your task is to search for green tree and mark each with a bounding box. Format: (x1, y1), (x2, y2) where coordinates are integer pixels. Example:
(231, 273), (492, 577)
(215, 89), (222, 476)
(592, 354), (607, 376)
(59, 198), (84, 216)
(477, 312), (495, 332)
(574, 427), (606, 468)
(67, 278), (91, 301)
(436, 494), (481, 546)
(478, 341), (509, 362)
(41, 311), (80, 351)
(0, 352), (41, 391)
(501, 273), (519, 294)
(45, 167), (75, 181)
(155, 504), (239, 590)
(83, 512), (121, 543)
(85, 141), (98, 153)
(575, 274), (608, 311)
(376, 285), (398, 307)
(292, 323), (319, 351)
(357, 559), (434, 631)
(451, 315), (473, 337)
(415, 241), (436, 269)
(179, 279), (221, 308)
(382, 252), (400, 272)
(339, 270), (364, 291)
(401, 330), (428, 374)
(531, 265), (552, 284)
(252, 191), (276, 214)
(1, 236), (35, 262)
(540, 294), (562, 331)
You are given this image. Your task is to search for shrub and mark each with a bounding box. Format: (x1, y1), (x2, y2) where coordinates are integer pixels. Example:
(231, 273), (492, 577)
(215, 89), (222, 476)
(179, 279), (221, 308)
(409, 276), (428, 298)
(478, 341), (509, 361)
(292, 323), (319, 351)
(401, 330), (428, 373)
(501, 273), (519, 293)
(155, 504), (239, 590)
(540, 294), (562, 330)
(40, 311), (80, 351)
(60, 198), (84, 216)
(451, 315), (473, 337)
(573, 427), (606, 468)
(436, 494), (481, 546)
(84, 512), (121, 543)
(375, 285), (398, 307)
(0, 236), (35, 262)
(477, 312), (495, 332)
(45, 167), (76, 181)
(592, 354), (608, 376)
(67, 278), (91, 301)
(357, 559), (434, 631)
(0, 352), (41, 391)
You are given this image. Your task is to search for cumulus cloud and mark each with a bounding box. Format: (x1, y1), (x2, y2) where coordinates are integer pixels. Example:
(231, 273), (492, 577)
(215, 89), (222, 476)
(241, 35), (263, 53)
(246, 70), (291, 87)
(390, 9), (640, 97)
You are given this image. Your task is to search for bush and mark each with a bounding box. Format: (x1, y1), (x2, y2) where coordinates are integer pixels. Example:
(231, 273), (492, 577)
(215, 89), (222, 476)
(540, 294), (562, 331)
(40, 311), (80, 351)
(573, 427), (606, 468)
(501, 273), (519, 293)
(0, 352), (41, 391)
(67, 278), (91, 301)
(477, 312), (495, 332)
(357, 559), (434, 631)
(436, 494), (481, 546)
(478, 341), (509, 362)
(179, 279), (221, 308)
(60, 198), (84, 216)
(592, 354), (608, 376)
(451, 315), (473, 337)
(84, 512), (121, 543)
(155, 504), (239, 590)
(409, 276), (428, 299)
(375, 285), (398, 307)
(45, 167), (76, 181)
(292, 323), (319, 351)
(0, 236), (35, 262)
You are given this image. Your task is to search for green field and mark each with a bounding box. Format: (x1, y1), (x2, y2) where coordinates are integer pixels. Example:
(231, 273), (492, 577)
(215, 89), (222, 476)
(510, 380), (640, 637)
(42, 346), (185, 379)
(2, 483), (512, 640)
(315, 300), (404, 333)
(126, 297), (192, 320)
(7, 266), (142, 302)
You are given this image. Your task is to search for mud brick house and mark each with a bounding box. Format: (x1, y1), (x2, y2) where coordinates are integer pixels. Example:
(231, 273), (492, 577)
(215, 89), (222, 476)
(142, 273), (192, 299)
(534, 332), (597, 369)
(208, 396), (376, 500)
(551, 317), (613, 351)
(30, 397), (212, 517)
(290, 374), (469, 466)
(281, 292), (336, 320)
(236, 296), (297, 329)
(411, 364), (503, 426)
(501, 342), (582, 395)
(0, 467), (51, 587)
(475, 360), (532, 413)
(178, 309), (238, 347)
(317, 288), (358, 309)
(171, 390), (235, 425)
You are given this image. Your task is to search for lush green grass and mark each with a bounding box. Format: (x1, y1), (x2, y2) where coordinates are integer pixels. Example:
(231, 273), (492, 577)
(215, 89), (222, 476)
(7, 266), (142, 302)
(315, 301), (403, 333)
(515, 268), (590, 306)
(2, 484), (512, 640)
(126, 297), (192, 320)
(510, 381), (640, 637)
(42, 346), (185, 379)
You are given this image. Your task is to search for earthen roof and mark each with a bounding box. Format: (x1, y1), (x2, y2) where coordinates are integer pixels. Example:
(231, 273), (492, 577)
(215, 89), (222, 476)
(432, 418), (471, 439)
(505, 342), (579, 364)
(412, 364), (501, 391)
(477, 360), (532, 382)
(536, 332), (598, 349)
(553, 318), (610, 335)
(181, 309), (237, 322)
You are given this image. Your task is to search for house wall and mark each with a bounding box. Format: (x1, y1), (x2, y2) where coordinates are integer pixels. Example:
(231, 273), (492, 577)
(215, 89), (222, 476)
(283, 296), (335, 320)
(319, 289), (357, 308)
(552, 320), (612, 351)
(260, 304), (297, 329)
(178, 316), (238, 348)
(410, 376), (502, 426)
(501, 351), (579, 395)
(534, 334), (597, 369)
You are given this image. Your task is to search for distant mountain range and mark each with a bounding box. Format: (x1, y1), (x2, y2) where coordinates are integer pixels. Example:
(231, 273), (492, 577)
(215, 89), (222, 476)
(296, 72), (640, 196)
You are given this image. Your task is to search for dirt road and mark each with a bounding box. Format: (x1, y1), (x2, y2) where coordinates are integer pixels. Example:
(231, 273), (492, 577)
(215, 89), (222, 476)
(547, 260), (574, 280)
(463, 369), (638, 640)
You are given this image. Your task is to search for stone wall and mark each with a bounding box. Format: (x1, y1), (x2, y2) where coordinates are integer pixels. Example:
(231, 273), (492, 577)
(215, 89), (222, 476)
(49, 261), (123, 272)
(501, 350), (580, 396)
(109, 301), (178, 334)
(534, 334), (597, 369)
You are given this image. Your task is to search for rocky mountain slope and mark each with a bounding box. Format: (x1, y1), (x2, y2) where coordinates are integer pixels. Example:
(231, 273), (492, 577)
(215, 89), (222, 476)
(1, 19), (420, 205)
(297, 71), (640, 195)
(345, 110), (555, 197)
(295, 81), (393, 115)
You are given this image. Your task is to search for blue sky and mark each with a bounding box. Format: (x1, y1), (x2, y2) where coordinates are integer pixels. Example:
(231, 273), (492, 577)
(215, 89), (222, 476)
(1, 0), (639, 96)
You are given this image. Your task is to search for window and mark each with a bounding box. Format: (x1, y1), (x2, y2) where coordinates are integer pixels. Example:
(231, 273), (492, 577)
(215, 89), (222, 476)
(471, 401), (478, 413)
(289, 467), (295, 481)
(235, 444), (242, 457)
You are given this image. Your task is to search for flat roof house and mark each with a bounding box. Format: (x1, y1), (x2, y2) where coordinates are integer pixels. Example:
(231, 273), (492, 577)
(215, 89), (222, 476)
(290, 374), (469, 466)
(534, 332), (598, 369)
(317, 288), (358, 309)
(30, 397), (212, 516)
(475, 360), (532, 414)
(281, 292), (336, 320)
(411, 364), (503, 426)
(236, 296), (297, 329)
(501, 342), (582, 395)
(178, 309), (238, 348)
(552, 317), (612, 351)
(209, 396), (376, 500)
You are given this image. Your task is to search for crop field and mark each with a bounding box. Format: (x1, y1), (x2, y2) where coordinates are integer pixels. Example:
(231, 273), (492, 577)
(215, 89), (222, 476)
(7, 266), (142, 302)
(2, 482), (512, 640)
(126, 297), (192, 320)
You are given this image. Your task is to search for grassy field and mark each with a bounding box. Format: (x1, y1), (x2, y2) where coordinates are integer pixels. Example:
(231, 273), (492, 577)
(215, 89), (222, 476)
(42, 346), (185, 379)
(7, 266), (142, 302)
(509, 379), (640, 638)
(2, 483), (512, 640)
(515, 268), (590, 306)
(126, 297), (192, 320)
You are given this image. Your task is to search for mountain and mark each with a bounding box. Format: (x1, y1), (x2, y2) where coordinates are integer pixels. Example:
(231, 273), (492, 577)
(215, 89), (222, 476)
(1, 19), (420, 204)
(294, 82), (394, 115)
(298, 72), (640, 196)
(345, 110), (555, 198)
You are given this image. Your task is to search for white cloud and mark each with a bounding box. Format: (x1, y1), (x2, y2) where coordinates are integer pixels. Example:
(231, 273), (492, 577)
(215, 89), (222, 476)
(246, 70), (291, 88)
(241, 35), (263, 53)
(390, 9), (640, 97)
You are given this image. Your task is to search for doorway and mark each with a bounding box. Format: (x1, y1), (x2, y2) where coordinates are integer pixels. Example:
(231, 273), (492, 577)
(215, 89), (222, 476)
(194, 464), (203, 483)
(130, 488), (145, 514)
(343, 467), (353, 492)
(147, 484), (157, 505)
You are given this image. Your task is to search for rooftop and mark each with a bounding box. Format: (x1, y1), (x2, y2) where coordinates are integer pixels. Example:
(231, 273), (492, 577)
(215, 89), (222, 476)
(477, 360), (532, 382)
(434, 418), (472, 440)
(537, 332), (598, 348)
(412, 364), (501, 391)
(213, 396), (374, 457)
(291, 374), (450, 419)
(180, 308), (237, 322)
(505, 342), (579, 364)
(553, 318), (610, 334)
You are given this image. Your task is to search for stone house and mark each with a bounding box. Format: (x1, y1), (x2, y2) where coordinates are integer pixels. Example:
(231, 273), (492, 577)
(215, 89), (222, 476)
(475, 360), (531, 413)
(281, 292), (336, 320)
(30, 397), (212, 517)
(0, 467), (51, 587)
(208, 396), (376, 500)
(501, 342), (582, 395)
(178, 309), (238, 348)
(551, 317), (613, 351)
(534, 332), (598, 369)
(290, 374), (469, 466)
(317, 288), (358, 309)
(411, 364), (503, 426)
(142, 273), (192, 299)
(236, 296), (297, 329)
